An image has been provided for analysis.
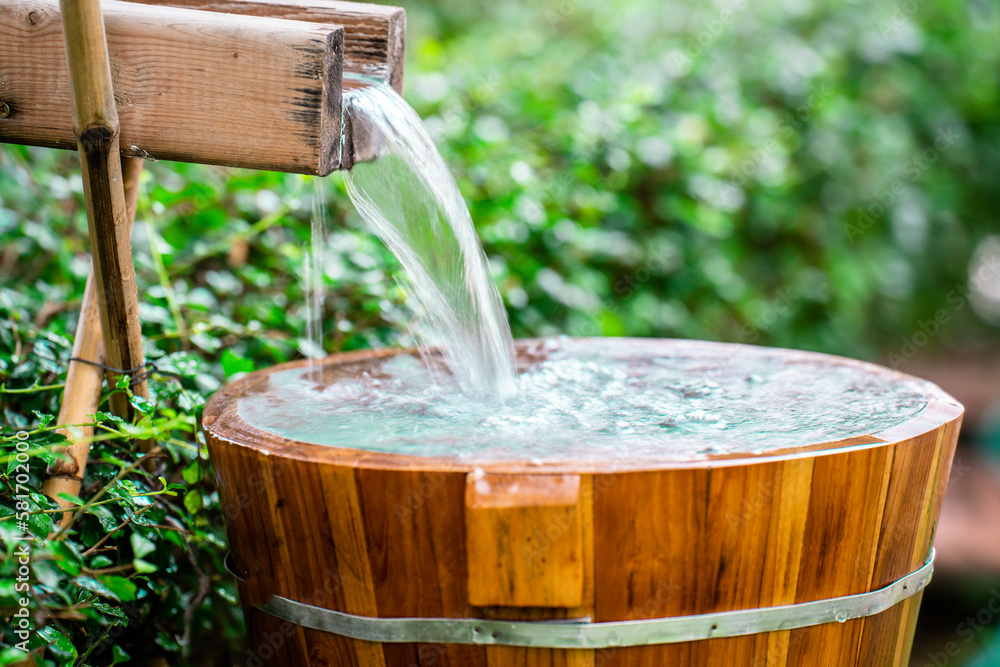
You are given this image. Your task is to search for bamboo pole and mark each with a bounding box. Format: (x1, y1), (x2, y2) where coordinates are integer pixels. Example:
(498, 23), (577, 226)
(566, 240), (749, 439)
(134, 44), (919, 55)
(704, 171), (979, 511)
(43, 157), (143, 523)
(60, 0), (147, 423)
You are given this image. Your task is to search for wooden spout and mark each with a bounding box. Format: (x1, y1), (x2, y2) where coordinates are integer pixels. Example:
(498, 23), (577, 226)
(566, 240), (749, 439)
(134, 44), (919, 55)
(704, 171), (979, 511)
(121, 0), (406, 93)
(0, 0), (405, 174)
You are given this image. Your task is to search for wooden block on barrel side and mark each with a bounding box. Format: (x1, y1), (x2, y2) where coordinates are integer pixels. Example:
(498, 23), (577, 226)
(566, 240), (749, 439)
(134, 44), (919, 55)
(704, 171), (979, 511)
(121, 0), (406, 93)
(0, 0), (345, 174)
(202, 343), (964, 667)
(465, 473), (584, 609)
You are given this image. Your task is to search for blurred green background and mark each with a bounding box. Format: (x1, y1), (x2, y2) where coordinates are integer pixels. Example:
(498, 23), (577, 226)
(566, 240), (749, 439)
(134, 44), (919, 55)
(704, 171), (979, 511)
(2, 0), (999, 663)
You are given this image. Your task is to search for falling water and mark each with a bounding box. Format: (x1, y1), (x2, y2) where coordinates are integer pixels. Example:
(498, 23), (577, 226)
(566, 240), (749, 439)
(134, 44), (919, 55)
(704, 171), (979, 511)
(340, 81), (516, 399)
(303, 179), (329, 380)
(250, 82), (945, 461)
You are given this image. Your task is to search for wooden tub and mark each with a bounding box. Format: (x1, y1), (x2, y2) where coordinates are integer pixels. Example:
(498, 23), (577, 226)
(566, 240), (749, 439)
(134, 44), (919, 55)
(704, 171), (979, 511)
(202, 338), (962, 666)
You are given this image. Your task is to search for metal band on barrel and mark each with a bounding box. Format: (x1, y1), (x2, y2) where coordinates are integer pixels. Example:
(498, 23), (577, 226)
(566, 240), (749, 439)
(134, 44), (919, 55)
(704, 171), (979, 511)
(237, 549), (934, 649)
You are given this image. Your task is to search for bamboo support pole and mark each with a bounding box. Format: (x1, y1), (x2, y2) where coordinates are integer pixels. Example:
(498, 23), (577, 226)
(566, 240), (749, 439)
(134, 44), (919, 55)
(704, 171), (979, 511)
(59, 0), (147, 423)
(43, 157), (143, 523)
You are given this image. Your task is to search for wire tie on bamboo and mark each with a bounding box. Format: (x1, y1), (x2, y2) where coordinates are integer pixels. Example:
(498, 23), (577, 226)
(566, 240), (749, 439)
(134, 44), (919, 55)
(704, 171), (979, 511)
(67, 357), (181, 386)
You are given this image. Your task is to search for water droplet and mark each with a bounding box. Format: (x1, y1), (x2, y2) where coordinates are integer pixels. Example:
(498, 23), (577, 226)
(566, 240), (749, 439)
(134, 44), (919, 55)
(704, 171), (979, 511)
(240, 340), (932, 462)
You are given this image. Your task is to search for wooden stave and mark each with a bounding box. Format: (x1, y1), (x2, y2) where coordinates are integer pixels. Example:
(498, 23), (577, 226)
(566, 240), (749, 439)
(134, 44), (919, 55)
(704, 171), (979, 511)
(204, 340), (962, 666)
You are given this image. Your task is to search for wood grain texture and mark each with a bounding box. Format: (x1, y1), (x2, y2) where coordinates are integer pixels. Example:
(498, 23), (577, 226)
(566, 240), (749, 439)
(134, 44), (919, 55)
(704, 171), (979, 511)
(77, 127), (146, 422)
(475, 475), (596, 667)
(0, 0), (347, 174)
(121, 0), (405, 93)
(61, 0), (118, 133)
(60, 0), (148, 425)
(466, 474), (584, 608)
(121, 0), (404, 168)
(44, 274), (106, 510)
(202, 340), (963, 666)
(43, 156), (143, 526)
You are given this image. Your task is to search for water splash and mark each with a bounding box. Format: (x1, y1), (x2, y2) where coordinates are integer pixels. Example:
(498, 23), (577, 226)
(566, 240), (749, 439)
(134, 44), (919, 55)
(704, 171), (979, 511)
(342, 81), (516, 399)
(239, 338), (938, 463)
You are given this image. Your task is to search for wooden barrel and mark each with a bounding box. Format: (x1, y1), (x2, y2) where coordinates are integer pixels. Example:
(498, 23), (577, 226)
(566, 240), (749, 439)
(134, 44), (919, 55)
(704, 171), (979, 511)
(202, 338), (962, 667)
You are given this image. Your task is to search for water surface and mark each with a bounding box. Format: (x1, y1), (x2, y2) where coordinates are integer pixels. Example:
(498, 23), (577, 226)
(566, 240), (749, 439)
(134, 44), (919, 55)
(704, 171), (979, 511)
(238, 338), (937, 463)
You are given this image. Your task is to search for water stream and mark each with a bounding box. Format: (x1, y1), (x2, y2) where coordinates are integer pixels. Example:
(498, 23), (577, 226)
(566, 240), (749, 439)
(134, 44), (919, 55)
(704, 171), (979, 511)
(257, 81), (942, 461)
(339, 81), (516, 399)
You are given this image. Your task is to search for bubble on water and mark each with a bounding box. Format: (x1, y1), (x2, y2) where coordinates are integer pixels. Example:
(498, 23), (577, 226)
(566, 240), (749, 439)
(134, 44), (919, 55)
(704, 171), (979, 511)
(237, 339), (938, 463)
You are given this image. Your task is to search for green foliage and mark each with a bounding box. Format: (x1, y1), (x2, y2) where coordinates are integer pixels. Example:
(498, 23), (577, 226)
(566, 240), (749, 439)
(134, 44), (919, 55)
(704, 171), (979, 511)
(0, 149), (413, 664)
(1, 0), (999, 663)
(405, 0), (1000, 360)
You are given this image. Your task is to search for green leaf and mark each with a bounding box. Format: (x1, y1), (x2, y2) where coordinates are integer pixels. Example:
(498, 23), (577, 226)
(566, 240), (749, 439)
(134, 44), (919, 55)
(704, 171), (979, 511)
(32, 559), (63, 589)
(95, 410), (124, 424)
(163, 530), (185, 548)
(100, 575), (137, 603)
(33, 448), (60, 467)
(133, 558), (158, 574)
(220, 348), (255, 378)
(33, 410), (54, 427)
(50, 541), (82, 577)
(130, 394), (155, 416)
(0, 647), (35, 666)
(108, 480), (138, 508)
(130, 532), (156, 559)
(75, 576), (122, 601)
(92, 600), (129, 625)
(37, 626), (77, 660)
(91, 505), (119, 531)
(183, 489), (203, 513)
(26, 506), (54, 541)
(55, 492), (84, 506)
(111, 645), (132, 664)
(181, 460), (202, 485)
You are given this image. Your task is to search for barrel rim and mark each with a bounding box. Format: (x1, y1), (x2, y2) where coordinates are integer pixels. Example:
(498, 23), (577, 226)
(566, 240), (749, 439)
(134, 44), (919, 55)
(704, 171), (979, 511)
(202, 337), (964, 473)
